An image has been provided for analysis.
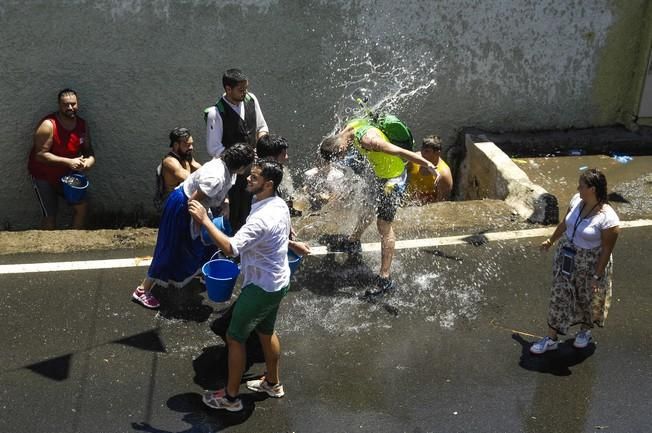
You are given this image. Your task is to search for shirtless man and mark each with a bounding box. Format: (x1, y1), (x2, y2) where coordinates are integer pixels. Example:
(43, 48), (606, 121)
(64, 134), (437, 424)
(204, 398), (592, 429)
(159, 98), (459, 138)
(158, 127), (201, 200)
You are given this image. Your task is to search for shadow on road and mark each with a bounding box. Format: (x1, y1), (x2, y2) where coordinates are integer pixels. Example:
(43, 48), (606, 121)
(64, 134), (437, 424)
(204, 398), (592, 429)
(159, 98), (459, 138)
(512, 333), (595, 376)
(131, 392), (258, 433)
(153, 279), (214, 322)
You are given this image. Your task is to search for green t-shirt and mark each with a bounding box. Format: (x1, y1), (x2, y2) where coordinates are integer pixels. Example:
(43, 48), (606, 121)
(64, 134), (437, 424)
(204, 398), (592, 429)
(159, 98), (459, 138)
(347, 118), (406, 179)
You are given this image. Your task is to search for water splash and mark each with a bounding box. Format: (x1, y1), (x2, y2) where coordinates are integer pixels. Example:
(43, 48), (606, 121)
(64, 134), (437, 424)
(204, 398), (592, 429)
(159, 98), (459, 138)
(320, 13), (445, 130)
(329, 51), (441, 129)
(276, 245), (504, 335)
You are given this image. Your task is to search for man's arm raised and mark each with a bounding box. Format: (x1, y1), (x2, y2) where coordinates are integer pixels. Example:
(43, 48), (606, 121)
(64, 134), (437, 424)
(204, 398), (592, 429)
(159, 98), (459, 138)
(360, 128), (439, 177)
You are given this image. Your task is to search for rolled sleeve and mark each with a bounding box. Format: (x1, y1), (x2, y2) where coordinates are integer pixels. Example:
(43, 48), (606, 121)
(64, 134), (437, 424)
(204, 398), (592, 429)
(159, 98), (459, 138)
(205, 107), (224, 157)
(230, 217), (264, 257)
(251, 94), (268, 134)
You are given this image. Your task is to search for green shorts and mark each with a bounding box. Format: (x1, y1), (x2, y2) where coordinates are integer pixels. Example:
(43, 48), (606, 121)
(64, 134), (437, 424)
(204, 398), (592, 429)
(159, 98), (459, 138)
(227, 283), (289, 343)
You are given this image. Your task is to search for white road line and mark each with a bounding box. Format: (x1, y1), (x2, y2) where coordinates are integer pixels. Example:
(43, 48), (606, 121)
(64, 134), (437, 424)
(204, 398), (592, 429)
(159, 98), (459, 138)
(1, 219), (650, 275)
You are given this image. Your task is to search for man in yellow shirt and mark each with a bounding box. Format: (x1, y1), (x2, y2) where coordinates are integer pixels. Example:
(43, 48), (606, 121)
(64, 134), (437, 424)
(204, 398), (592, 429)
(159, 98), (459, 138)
(407, 135), (453, 203)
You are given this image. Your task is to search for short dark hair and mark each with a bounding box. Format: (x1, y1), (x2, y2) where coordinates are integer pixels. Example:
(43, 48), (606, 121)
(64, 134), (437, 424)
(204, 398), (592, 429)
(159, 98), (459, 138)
(222, 143), (256, 172)
(422, 135), (442, 151)
(169, 127), (191, 147)
(253, 159), (284, 193)
(256, 134), (288, 159)
(580, 168), (608, 203)
(223, 68), (248, 89)
(319, 135), (342, 161)
(58, 88), (77, 101)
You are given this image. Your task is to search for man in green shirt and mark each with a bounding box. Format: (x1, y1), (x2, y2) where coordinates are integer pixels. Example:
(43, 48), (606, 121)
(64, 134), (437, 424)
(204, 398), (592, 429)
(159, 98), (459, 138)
(320, 118), (439, 297)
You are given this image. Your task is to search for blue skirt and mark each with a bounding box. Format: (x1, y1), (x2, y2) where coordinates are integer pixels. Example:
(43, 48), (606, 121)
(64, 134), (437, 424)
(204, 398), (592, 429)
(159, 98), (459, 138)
(147, 188), (211, 287)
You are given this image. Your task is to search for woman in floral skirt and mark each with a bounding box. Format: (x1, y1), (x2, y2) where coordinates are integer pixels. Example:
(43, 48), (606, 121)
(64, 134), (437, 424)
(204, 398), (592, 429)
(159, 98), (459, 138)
(531, 168), (620, 354)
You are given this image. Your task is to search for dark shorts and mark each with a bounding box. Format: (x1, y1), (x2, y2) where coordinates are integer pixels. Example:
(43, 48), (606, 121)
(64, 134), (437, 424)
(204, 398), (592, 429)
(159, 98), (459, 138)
(32, 178), (62, 217)
(227, 283), (290, 343)
(372, 177), (406, 222)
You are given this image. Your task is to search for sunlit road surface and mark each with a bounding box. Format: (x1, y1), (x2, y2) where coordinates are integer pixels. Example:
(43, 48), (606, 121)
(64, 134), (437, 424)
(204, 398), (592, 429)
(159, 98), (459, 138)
(0, 223), (650, 433)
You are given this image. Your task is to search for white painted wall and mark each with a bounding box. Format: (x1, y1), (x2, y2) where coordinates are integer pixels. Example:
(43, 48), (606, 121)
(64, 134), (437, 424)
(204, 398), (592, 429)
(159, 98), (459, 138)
(0, 0), (649, 229)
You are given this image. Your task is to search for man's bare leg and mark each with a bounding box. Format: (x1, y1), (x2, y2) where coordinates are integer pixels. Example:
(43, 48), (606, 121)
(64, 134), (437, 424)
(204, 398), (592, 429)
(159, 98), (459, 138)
(226, 336), (247, 397)
(257, 331), (281, 384)
(72, 202), (87, 229)
(377, 218), (395, 279)
(41, 216), (56, 230)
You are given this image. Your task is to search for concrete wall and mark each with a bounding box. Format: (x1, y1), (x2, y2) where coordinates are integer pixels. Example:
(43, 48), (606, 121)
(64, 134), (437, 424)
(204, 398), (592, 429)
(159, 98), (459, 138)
(1, 0), (650, 229)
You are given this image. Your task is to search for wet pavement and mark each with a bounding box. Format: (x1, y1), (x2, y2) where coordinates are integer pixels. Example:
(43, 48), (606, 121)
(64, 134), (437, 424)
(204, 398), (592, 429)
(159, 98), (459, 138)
(515, 154), (652, 221)
(1, 223), (651, 433)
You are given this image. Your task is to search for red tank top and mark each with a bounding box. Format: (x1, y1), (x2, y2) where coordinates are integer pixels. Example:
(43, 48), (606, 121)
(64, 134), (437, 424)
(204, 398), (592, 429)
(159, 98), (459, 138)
(28, 113), (87, 184)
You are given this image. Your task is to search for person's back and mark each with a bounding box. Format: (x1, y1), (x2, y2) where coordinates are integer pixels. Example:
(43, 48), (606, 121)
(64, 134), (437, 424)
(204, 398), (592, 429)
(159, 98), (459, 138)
(345, 118), (405, 180)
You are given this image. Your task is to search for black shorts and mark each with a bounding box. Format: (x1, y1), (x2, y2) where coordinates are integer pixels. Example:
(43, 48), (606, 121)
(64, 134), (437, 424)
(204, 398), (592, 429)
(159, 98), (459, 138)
(372, 176), (406, 222)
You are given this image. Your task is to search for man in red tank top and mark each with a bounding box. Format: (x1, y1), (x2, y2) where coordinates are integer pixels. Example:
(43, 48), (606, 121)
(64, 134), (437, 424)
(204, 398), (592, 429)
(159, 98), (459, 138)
(28, 89), (95, 229)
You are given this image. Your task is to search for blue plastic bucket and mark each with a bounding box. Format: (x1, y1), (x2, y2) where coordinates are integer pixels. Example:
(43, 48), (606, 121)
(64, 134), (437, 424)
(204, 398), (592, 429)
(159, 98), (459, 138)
(61, 173), (89, 204)
(288, 250), (303, 275)
(202, 258), (240, 302)
(201, 216), (232, 245)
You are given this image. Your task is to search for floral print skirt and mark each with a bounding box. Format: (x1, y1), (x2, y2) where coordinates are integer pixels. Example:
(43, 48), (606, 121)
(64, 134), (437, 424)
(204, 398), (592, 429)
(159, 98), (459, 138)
(547, 236), (613, 335)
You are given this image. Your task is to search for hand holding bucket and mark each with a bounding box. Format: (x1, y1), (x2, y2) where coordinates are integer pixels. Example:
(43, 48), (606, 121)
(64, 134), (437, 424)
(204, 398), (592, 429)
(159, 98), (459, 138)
(288, 250), (303, 275)
(200, 216), (232, 246)
(61, 173), (89, 204)
(202, 254), (240, 302)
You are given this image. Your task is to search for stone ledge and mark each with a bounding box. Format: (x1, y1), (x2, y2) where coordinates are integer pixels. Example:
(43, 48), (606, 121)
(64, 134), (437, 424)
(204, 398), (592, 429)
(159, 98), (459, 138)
(456, 134), (558, 224)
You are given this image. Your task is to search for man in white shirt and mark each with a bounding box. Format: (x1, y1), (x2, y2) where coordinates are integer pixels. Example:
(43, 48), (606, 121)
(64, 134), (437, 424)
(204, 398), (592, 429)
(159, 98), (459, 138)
(204, 68), (269, 232)
(189, 160), (290, 412)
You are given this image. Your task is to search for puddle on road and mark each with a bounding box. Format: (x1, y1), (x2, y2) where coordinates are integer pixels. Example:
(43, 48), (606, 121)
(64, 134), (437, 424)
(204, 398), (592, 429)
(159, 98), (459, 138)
(515, 155), (652, 218)
(277, 246), (511, 336)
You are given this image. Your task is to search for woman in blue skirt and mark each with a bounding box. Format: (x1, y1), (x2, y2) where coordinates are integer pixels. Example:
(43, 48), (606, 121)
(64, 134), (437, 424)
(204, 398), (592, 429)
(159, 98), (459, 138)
(132, 143), (256, 309)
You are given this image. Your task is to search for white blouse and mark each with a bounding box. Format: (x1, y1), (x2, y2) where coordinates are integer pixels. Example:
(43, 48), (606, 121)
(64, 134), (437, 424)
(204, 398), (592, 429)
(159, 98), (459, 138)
(564, 193), (620, 249)
(181, 158), (235, 209)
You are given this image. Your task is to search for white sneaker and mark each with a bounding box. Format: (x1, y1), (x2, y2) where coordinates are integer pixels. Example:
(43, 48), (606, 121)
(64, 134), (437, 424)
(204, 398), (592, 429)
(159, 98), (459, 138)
(530, 336), (559, 354)
(202, 389), (243, 412)
(246, 378), (285, 398)
(573, 330), (592, 348)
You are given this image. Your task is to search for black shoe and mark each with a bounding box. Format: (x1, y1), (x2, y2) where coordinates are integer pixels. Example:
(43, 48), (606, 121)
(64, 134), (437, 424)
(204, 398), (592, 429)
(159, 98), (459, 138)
(363, 276), (396, 299)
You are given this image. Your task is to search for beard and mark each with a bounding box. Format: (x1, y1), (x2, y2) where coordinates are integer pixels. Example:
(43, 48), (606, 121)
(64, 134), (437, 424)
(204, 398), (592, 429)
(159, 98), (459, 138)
(247, 183), (264, 196)
(179, 150), (193, 162)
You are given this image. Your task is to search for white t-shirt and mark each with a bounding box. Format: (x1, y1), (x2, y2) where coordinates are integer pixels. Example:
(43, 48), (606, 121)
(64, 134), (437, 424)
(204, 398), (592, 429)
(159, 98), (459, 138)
(205, 93), (268, 157)
(564, 193), (620, 249)
(181, 158), (235, 209)
(229, 195), (291, 292)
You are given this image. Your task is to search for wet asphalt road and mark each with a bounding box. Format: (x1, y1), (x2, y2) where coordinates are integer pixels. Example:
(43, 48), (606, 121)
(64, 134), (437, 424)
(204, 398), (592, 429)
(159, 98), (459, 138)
(0, 225), (651, 433)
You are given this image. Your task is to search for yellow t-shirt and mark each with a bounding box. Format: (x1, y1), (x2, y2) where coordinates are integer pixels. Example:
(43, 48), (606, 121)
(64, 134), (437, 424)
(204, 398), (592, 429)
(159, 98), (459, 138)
(407, 158), (449, 198)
